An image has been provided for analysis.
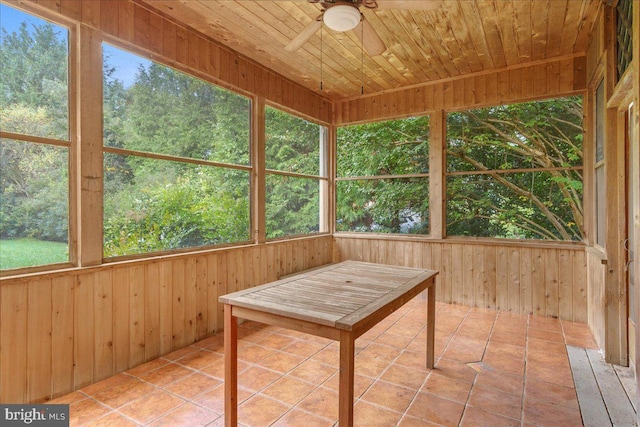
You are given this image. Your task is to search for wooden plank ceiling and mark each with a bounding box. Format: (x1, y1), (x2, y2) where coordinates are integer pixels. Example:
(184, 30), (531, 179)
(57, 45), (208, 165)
(138, 0), (601, 101)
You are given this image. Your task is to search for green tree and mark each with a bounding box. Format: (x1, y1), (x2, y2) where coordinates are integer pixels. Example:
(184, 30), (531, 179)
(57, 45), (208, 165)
(0, 16), (69, 245)
(446, 97), (584, 240)
(336, 116), (430, 233)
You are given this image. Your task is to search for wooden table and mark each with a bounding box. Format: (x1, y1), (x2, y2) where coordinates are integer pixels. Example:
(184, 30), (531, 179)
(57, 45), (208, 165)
(219, 260), (438, 426)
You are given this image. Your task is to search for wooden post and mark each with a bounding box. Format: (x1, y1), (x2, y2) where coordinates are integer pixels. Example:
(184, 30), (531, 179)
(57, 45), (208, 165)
(338, 330), (355, 427)
(429, 109), (446, 239)
(427, 279), (436, 369)
(224, 304), (238, 426)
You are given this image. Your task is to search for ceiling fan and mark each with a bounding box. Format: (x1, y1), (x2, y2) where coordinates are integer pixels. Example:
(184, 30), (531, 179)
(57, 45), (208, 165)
(285, 0), (440, 56)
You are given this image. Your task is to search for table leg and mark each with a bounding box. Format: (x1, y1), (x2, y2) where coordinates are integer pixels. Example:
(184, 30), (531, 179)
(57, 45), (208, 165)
(426, 281), (436, 369)
(339, 330), (355, 427)
(224, 304), (238, 427)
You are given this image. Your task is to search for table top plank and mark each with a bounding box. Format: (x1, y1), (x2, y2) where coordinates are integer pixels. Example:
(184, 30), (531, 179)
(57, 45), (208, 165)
(219, 260), (438, 331)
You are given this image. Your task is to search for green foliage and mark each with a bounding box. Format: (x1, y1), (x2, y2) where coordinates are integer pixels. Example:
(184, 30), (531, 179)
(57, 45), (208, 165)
(446, 97), (584, 240)
(0, 12), (70, 263)
(336, 116), (430, 233)
(0, 238), (68, 269)
(264, 106), (323, 238)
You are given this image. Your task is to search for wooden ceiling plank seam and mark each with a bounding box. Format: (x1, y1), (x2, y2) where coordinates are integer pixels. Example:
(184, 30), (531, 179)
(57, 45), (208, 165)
(426, 6), (471, 76)
(530, 0), (550, 62)
(455, 0), (499, 72)
(494, 0), (520, 67)
(545, 0), (569, 58)
(513, 0), (532, 62)
(388, 9), (450, 82)
(359, 9), (428, 84)
(409, 8), (464, 78)
(477, 0), (509, 69)
(447, 1), (485, 73)
(407, 12), (460, 81)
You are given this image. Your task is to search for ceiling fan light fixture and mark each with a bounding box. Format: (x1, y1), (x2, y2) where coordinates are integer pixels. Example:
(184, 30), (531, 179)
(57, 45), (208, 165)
(323, 5), (361, 32)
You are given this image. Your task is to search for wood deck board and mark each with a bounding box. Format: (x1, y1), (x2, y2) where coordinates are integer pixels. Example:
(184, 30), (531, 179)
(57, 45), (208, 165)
(568, 345), (638, 427)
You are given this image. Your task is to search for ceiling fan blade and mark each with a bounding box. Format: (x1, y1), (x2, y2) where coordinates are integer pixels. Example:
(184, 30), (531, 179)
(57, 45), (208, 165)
(374, 0), (441, 11)
(354, 19), (386, 56)
(285, 17), (323, 51)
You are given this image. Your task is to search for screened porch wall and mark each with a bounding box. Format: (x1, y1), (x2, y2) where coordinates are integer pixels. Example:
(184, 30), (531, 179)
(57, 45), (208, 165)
(0, 0), (600, 405)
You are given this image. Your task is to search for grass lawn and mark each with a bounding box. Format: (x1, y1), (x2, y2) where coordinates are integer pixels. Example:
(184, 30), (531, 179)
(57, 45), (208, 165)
(0, 238), (68, 270)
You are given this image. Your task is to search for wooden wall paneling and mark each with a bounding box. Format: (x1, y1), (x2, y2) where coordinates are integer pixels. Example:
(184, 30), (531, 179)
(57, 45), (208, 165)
(162, 20), (177, 62)
(507, 246), (521, 313)
(483, 245), (497, 310)
(59, 0), (82, 22)
(196, 255), (209, 340)
(471, 245), (484, 308)
(133, 3), (150, 48)
(544, 249), (559, 318)
(521, 65), (534, 98)
(117, 0), (134, 43)
(559, 58), (574, 92)
(496, 70), (510, 104)
(149, 11), (164, 55)
(100, 0), (119, 35)
(175, 25), (189, 68)
(158, 260), (173, 354)
(207, 254), (220, 334)
(129, 265), (146, 368)
(188, 31), (201, 71)
(533, 62), (548, 96)
(0, 284), (28, 402)
(145, 262), (161, 360)
(573, 249), (588, 322)
(171, 259), (186, 350)
(474, 74), (487, 105)
(51, 276), (74, 398)
(81, 0), (100, 29)
(442, 81), (453, 109)
(484, 72), (497, 106)
(74, 273), (94, 389)
(509, 67), (523, 100)
(184, 257), (198, 346)
(112, 267), (130, 372)
(216, 253), (229, 330)
(546, 60), (561, 95)
(450, 243), (464, 305)
(496, 246), (509, 312)
(558, 249), (574, 321)
(27, 279), (52, 403)
(93, 269), (114, 383)
(463, 76), (474, 108)
(428, 243), (441, 300)
(462, 244), (475, 307)
(199, 37), (211, 75)
(441, 243), (452, 303)
(573, 56), (587, 91)
(531, 248), (546, 316)
(519, 247), (533, 315)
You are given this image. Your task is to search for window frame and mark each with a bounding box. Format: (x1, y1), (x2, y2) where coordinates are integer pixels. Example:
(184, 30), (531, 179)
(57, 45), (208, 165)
(0, 3), (77, 274)
(335, 114), (432, 236)
(101, 41), (255, 260)
(263, 103), (330, 241)
(443, 96), (585, 242)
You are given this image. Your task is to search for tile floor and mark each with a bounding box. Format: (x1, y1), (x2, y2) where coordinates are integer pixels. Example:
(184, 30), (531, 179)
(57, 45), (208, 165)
(50, 299), (600, 426)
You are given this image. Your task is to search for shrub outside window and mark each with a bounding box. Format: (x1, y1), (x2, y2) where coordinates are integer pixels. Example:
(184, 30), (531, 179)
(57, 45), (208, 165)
(102, 44), (251, 257)
(0, 4), (70, 270)
(336, 116), (430, 234)
(264, 106), (327, 239)
(446, 96), (584, 241)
